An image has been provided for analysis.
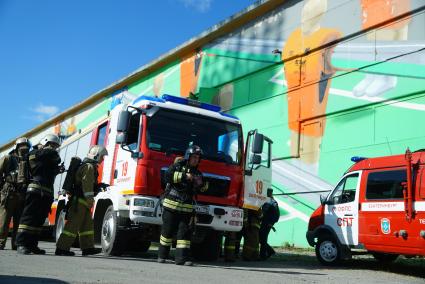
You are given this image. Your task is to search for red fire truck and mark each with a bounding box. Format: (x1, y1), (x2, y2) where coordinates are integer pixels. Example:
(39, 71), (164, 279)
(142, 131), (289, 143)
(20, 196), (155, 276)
(307, 149), (425, 265)
(50, 94), (272, 259)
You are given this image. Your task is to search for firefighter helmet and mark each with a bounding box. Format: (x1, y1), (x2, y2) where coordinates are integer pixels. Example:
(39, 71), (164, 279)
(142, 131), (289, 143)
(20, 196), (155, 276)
(184, 145), (203, 160)
(15, 137), (31, 150)
(87, 145), (108, 163)
(39, 134), (61, 147)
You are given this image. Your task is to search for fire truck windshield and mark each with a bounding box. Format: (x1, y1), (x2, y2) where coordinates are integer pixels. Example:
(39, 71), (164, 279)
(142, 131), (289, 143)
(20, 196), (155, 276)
(147, 109), (242, 165)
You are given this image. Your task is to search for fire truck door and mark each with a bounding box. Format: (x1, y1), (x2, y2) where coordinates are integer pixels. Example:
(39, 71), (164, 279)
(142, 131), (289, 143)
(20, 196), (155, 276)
(324, 172), (361, 246)
(243, 131), (273, 210)
(114, 112), (142, 192)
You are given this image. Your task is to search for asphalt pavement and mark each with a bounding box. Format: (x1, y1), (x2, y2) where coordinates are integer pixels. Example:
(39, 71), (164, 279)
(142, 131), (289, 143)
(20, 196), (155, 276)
(0, 241), (424, 284)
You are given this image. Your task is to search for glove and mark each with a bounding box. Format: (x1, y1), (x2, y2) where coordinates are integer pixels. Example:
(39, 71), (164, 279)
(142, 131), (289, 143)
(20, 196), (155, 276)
(58, 162), (66, 174)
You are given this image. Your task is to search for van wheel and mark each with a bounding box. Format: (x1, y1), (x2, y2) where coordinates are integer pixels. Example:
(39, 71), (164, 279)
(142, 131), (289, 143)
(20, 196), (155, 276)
(372, 252), (398, 263)
(101, 205), (126, 256)
(315, 235), (341, 265)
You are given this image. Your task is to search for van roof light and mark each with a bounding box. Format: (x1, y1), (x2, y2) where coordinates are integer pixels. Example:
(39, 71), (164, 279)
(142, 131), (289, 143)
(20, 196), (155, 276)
(351, 156), (367, 163)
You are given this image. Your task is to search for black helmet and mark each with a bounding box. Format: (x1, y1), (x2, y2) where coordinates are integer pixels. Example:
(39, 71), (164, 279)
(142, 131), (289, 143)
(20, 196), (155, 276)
(184, 145), (203, 160)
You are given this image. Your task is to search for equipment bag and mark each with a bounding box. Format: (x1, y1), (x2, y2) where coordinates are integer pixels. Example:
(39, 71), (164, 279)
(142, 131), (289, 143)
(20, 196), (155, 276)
(62, 156), (82, 195)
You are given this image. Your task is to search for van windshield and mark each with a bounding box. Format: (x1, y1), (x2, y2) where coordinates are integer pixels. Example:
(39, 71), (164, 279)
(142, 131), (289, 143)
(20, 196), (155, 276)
(147, 109), (242, 165)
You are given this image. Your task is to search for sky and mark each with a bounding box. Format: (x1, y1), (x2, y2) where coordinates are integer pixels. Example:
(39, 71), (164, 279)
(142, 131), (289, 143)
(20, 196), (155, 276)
(0, 0), (258, 145)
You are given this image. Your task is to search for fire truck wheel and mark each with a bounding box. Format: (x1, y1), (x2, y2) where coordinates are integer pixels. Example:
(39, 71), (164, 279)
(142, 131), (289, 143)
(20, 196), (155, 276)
(372, 252), (399, 263)
(315, 235), (341, 265)
(101, 205), (125, 256)
(55, 209), (66, 243)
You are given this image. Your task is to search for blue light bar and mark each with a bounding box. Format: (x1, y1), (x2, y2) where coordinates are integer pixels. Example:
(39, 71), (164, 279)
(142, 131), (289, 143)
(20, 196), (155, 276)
(220, 112), (239, 120)
(133, 95), (165, 105)
(351, 156), (367, 163)
(161, 94), (221, 112)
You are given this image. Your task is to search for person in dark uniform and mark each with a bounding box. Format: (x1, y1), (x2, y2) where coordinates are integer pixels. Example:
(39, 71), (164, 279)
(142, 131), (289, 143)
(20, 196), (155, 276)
(259, 188), (280, 260)
(55, 145), (107, 256)
(158, 145), (206, 266)
(16, 134), (64, 255)
(0, 137), (31, 250)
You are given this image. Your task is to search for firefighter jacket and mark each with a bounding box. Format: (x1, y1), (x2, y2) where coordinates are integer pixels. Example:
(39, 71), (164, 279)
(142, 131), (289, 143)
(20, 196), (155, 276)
(74, 158), (98, 208)
(0, 151), (29, 194)
(162, 159), (206, 213)
(28, 148), (62, 193)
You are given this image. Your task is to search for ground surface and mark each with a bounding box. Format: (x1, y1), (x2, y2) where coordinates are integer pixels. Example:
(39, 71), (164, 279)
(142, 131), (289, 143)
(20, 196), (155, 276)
(0, 241), (424, 284)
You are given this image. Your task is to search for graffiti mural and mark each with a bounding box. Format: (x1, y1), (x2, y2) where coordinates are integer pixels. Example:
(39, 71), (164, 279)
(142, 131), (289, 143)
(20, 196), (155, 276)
(1, 0), (424, 247)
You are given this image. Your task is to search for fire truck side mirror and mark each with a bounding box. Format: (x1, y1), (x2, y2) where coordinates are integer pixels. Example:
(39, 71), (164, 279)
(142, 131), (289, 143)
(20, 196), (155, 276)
(251, 154), (261, 165)
(116, 132), (127, 145)
(117, 110), (131, 133)
(252, 133), (264, 154)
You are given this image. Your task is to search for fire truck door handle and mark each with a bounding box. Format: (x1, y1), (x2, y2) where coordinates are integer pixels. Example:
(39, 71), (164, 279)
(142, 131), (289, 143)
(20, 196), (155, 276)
(344, 214), (353, 217)
(114, 169), (118, 179)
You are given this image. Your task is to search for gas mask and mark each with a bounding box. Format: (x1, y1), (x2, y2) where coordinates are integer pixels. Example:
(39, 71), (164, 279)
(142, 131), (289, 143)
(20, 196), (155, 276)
(17, 146), (29, 157)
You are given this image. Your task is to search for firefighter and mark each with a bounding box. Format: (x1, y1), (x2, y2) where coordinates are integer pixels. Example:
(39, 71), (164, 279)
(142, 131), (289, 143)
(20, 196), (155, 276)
(259, 188), (280, 260)
(242, 208), (262, 261)
(16, 134), (64, 255)
(0, 137), (31, 250)
(158, 145), (206, 266)
(55, 145), (107, 256)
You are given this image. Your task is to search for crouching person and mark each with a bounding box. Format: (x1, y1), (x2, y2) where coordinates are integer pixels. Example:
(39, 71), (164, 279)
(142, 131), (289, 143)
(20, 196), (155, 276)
(55, 145), (107, 256)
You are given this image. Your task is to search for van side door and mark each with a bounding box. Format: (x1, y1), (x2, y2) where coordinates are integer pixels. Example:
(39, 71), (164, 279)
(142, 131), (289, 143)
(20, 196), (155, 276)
(325, 172), (361, 246)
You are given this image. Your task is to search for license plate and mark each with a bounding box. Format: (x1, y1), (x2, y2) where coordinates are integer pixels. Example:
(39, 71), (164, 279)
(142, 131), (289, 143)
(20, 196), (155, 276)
(195, 205), (209, 214)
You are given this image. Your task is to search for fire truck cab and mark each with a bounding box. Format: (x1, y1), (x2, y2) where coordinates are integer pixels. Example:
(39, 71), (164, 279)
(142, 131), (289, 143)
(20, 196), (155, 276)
(307, 149), (425, 265)
(53, 94), (272, 259)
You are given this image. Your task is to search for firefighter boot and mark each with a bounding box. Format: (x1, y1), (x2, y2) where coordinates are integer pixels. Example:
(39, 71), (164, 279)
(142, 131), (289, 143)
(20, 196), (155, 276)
(55, 248), (75, 256)
(31, 247), (46, 255)
(17, 246), (31, 255)
(82, 247), (102, 256)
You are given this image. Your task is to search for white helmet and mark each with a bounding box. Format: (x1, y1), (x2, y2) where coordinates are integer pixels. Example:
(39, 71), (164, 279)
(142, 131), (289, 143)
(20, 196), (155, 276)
(15, 137), (31, 149)
(87, 145), (108, 162)
(39, 134), (61, 147)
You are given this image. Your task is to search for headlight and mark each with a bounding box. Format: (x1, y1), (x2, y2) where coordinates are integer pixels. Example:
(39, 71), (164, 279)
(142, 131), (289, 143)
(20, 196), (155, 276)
(133, 199), (155, 208)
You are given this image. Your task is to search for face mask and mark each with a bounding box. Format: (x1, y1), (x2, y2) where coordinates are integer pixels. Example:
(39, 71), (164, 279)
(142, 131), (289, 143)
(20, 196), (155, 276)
(18, 146), (29, 157)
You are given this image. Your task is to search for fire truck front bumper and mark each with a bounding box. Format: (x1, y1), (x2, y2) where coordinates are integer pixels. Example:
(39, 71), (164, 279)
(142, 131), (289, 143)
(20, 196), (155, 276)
(128, 196), (243, 232)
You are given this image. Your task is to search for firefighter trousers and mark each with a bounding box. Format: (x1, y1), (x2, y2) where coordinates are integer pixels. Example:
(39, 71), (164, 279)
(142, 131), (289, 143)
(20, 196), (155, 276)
(259, 223), (275, 259)
(158, 208), (192, 264)
(0, 190), (25, 249)
(223, 231), (239, 261)
(242, 209), (261, 261)
(16, 188), (53, 249)
(56, 198), (94, 251)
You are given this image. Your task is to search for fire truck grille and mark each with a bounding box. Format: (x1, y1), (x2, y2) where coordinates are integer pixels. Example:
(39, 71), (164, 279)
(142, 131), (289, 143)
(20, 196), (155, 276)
(195, 214), (213, 224)
(160, 168), (230, 198)
(199, 174), (230, 198)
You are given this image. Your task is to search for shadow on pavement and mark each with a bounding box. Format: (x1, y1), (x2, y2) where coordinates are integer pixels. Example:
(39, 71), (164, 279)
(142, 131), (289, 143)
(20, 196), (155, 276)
(92, 249), (425, 278)
(0, 275), (69, 284)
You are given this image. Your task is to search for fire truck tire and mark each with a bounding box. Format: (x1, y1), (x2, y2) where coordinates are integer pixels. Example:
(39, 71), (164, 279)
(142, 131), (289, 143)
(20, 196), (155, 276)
(372, 252), (399, 263)
(315, 235), (341, 266)
(101, 205), (126, 256)
(191, 230), (221, 261)
(55, 209), (66, 243)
